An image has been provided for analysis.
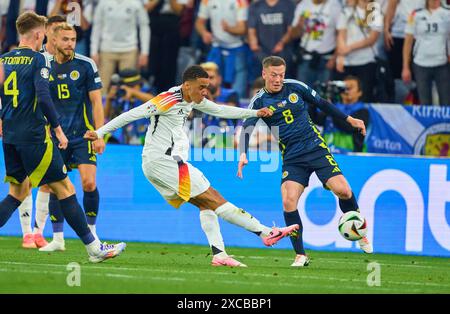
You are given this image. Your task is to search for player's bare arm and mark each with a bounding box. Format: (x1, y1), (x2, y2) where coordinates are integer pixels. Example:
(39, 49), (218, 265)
(89, 89), (106, 154)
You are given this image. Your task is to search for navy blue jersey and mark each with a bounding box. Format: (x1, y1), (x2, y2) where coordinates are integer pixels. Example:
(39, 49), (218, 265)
(0, 47), (53, 144)
(244, 79), (347, 163)
(49, 53), (102, 140)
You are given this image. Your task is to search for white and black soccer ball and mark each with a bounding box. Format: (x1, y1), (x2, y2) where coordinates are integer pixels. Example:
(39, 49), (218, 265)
(338, 211), (367, 241)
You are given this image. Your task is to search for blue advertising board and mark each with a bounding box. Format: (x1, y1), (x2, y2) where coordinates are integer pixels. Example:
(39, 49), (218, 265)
(1, 145), (449, 257)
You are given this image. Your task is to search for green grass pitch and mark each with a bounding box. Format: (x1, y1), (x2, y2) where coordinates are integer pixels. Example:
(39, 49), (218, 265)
(0, 236), (448, 294)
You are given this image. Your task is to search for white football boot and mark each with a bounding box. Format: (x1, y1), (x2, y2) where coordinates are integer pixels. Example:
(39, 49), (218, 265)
(358, 237), (373, 254)
(291, 254), (310, 267)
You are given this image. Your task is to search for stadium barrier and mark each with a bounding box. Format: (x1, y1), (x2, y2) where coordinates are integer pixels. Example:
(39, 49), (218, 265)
(1, 144), (449, 257)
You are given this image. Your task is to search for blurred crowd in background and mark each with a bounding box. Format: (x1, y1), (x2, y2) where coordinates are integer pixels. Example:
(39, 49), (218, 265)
(0, 0), (449, 151)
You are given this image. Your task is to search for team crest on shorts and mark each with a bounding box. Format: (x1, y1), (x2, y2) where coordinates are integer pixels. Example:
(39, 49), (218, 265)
(282, 171), (289, 179)
(62, 165), (68, 174)
(289, 93), (299, 104)
(70, 70), (80, 81)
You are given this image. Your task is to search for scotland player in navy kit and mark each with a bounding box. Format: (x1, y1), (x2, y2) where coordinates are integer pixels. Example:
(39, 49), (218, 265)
(0, 12), (125, 262)
(39, 23), (105, 252)
(238, 56), (372, 267)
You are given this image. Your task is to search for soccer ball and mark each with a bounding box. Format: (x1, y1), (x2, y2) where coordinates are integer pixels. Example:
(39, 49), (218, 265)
(338, 211), (367, 241)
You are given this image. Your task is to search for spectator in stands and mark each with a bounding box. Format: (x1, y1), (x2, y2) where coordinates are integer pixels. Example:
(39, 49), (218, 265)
(5, 0), (51, 51)
(145, 0), (188, 93)
(90, 0), (150, 94)
(104, 69), (154, 144)
(402, 0), (450, 106)
(290, 0), (342, 87)
(48, 0), (92, 56)
(201, 61), (240, 108)
(200, 61), (240, 148)
(176, 0), (198, 85)
(384, 0), (424, 79)
(310, 75), (369, 153)
(384, 0), (425, 103)
(0, 0), (10, 52)
(247, 0), (296, 77)
(195, 0), (249, 99)
(336, 0), (383, 102)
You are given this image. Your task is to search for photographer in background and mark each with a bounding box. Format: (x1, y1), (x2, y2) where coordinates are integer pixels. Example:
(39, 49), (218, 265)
(104, 69), (154, 144)
(310, 76), (369, 153)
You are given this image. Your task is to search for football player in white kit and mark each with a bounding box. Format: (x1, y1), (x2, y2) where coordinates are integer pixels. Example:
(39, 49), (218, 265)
(84, 65), (299, 267)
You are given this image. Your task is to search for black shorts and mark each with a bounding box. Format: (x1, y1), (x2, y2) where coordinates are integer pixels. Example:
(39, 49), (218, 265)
(60, 139), (97, 171)
(2, 140), (68, 188)
(281, 149), (343, 187)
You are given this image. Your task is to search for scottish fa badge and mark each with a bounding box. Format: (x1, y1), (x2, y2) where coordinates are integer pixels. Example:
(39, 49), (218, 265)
(289, 93), (299, 104)
(70, 70), (80, 81)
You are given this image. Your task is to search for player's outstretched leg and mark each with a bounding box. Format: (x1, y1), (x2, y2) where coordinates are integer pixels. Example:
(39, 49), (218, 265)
(282, 181), (310, 267)
(18, 193), (36, 248)
(192, 187), (299, 248)
(33, 189), (50, 248)
(199, 209), (247, 267)
(39, 193), (65, 252)
(327, 175), (373, 254)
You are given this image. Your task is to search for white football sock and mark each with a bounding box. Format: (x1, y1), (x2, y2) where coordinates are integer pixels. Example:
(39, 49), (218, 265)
(85, 238), (102, 255)
(18, 194), (33, 235)
(199, 210), (227, 258)
(88, 224), (98, 241)
(214, 202), (272, 237)
(33, 190), (49, 234)
(52, 232), (64, 243)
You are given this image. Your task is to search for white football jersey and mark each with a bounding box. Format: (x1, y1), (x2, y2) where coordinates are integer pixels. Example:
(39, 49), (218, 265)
(405, 7), (450, 67)
(96, 86), (258, 162)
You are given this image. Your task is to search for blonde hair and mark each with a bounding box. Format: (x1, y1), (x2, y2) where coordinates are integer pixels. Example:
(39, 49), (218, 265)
(53, 23), (76, 35)
(200, 62), (219, 74)
(16, 11), (47, 35)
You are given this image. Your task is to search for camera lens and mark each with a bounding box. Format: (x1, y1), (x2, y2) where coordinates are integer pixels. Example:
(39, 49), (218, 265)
(116, 88), (126, 98)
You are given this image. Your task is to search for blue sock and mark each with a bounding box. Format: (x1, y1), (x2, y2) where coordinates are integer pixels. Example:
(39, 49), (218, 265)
(339, 192), (359, 213)
(283, 210), (305, 255)
(59, 194), (95, 245)
(49, 193), (64, 233)
(0, 195), (21, 227)
(83, 188), (99, 225)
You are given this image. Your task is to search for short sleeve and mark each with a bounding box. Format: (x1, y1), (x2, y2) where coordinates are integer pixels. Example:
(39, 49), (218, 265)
(84, 59), (102, 92)
(247, 3), (258, 29)
(336, 9), (348, 31)
(404, 10), (417, 35)
(291, 2), (306, 27)
(197, 0), (210, 19)
(236, 0), (248, 21)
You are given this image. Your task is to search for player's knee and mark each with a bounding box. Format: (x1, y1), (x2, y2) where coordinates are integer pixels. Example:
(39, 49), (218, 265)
(81, 179), (96, 192)
(283, 194), (299, 211)
(334, 187), (352, 200)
